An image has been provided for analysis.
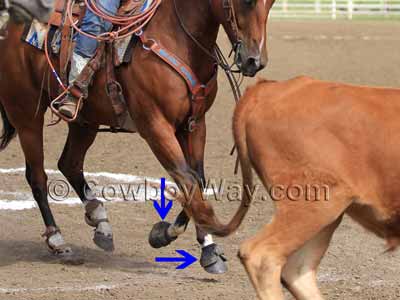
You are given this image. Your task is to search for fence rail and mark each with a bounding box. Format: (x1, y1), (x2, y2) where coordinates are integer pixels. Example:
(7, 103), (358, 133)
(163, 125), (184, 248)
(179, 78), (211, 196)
(270, 0), (400, 19)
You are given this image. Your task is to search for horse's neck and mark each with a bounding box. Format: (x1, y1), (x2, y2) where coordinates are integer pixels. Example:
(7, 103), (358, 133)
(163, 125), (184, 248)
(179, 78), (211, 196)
(147, 0), (219, 80)
(175, 0), (220, 53)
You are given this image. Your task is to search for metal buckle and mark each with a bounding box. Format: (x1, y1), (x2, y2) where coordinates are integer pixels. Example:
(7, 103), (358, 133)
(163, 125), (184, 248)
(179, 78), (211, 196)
(142, 38), (156, 51)
(106, 80), (123, 97)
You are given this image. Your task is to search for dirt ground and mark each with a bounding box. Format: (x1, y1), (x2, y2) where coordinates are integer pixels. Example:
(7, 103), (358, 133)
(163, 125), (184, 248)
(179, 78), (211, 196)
(1, 20), (400, 300)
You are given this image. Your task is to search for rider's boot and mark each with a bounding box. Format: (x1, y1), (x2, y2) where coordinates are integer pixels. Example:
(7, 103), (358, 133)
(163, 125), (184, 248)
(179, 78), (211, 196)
(58, 52), (90, 119)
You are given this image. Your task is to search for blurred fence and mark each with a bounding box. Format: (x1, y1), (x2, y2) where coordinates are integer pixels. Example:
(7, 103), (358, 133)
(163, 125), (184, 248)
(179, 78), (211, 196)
(270, 0), (400, 19)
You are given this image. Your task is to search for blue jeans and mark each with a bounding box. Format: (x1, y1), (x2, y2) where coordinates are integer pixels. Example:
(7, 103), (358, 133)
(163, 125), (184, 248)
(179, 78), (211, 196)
(74, 0), (121, 58)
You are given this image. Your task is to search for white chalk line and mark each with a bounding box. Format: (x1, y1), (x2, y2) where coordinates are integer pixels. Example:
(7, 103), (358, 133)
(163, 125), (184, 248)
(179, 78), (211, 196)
(0, 167), (214, 210)
(0, 167), (160, 184)
(0, 167), (169, 210)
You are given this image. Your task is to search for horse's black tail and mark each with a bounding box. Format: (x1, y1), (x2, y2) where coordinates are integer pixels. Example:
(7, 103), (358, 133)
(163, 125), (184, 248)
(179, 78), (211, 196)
(0, 103), (16, 151)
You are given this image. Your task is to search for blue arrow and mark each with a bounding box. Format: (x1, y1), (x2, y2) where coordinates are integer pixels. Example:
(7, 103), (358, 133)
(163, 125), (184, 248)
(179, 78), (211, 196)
(155, 250), (197, 270)
(152, 178), (173, 220)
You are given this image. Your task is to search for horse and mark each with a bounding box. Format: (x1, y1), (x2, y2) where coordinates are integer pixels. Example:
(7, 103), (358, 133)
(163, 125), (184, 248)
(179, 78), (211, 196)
(227, 76), (400, 299)
(0, 0), (274, 273)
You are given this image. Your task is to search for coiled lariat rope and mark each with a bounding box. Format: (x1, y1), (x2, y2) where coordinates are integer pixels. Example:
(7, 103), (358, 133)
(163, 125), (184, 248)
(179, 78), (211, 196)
(68, 0), (162, 41)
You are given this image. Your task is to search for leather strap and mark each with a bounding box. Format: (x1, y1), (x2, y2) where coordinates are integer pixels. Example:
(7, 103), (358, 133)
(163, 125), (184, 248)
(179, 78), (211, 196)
(58, 0), (86, 88)
(71, 42), (105, 99)
(105, 42), (127, 118)
(139, 33), (218, 132)
(59, 18), (72, 87)
(187, 71), (217, 132)
(209, 0), (241, 47)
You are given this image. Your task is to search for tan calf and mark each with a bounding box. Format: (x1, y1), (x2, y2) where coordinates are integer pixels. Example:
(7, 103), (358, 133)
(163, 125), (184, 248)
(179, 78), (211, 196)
(232, 76), (400, 300)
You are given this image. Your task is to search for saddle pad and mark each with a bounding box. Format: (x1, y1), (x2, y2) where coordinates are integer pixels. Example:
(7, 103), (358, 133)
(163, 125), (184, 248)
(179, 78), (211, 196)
(22, 20), (48, 50)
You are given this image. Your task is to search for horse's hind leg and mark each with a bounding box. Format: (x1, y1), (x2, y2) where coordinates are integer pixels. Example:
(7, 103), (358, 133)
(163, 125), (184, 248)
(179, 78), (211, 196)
(18, 119), (72, 256)
(238, 187), (351, 300)
(148, 118), (227, 273)
(281, 216), (343, 300)
(58, 123), (114, 252)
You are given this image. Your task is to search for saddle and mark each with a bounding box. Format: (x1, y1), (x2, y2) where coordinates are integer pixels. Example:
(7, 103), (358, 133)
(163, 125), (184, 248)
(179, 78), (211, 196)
(47, 0), (150, 131)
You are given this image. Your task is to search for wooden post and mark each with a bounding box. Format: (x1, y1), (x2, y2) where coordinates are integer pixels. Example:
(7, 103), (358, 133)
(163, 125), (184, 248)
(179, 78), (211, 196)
(348, 0), (353, 19)
(315, 0), (321, 13)
(332, 0), (337, 19)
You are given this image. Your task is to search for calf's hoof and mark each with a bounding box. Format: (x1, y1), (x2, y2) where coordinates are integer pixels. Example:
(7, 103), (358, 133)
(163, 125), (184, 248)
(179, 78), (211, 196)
(149, 221), (177, 249)
(200, 244), (228, 274)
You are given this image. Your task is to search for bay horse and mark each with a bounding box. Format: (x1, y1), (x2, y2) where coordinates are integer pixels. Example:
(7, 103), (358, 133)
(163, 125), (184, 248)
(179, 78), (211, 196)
(0, 0), (273, 272)
(225, 76), (400, 299)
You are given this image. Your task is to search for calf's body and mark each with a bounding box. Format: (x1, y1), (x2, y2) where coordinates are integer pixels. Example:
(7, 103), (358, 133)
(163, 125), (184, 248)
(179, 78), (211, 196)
(233, 76), (400, 300)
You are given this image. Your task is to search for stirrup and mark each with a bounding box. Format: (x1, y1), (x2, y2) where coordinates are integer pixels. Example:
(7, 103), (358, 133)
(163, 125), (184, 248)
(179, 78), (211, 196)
(50, 89), (84, 123)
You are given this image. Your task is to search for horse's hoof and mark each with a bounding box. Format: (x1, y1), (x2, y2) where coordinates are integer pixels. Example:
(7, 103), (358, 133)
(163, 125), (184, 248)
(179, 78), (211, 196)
(149, 221), (177, 249)
(92, 221), (114, 252)
(45, 230), (74, 258)
(200, 244), (228, 274)
(93, 231), (115, 252)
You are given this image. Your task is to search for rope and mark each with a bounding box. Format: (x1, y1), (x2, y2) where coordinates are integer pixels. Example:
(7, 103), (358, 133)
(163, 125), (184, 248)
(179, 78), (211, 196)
(68, 0), (162, 41)
(215, 45), (243, 175)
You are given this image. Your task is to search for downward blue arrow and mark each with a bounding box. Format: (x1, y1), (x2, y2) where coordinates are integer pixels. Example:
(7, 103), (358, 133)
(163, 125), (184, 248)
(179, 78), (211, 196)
(152, 178), (173, 220)
(155, 250), (197, 270)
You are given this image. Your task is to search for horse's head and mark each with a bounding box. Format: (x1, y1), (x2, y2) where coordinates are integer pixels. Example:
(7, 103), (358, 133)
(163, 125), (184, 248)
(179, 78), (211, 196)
(211, 0), (275, 77)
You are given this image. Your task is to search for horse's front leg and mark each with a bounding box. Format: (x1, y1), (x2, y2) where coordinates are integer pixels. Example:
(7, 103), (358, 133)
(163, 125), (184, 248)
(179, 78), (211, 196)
(58, 123), (114, 252)
(149, 117), (227, 274)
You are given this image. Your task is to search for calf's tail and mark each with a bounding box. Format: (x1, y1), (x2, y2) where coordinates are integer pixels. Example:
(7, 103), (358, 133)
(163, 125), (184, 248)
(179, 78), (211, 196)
(189, 102), (255, 237)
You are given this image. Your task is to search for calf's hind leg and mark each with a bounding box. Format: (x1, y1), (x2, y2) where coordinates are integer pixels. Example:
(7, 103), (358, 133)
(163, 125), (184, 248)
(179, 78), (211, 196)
(282, 216), (343, 300)
(238, 188), (351, 300)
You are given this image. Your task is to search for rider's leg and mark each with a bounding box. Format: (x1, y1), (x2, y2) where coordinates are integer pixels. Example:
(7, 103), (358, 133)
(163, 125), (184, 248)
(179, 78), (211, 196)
(59, 0), (121, 118)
